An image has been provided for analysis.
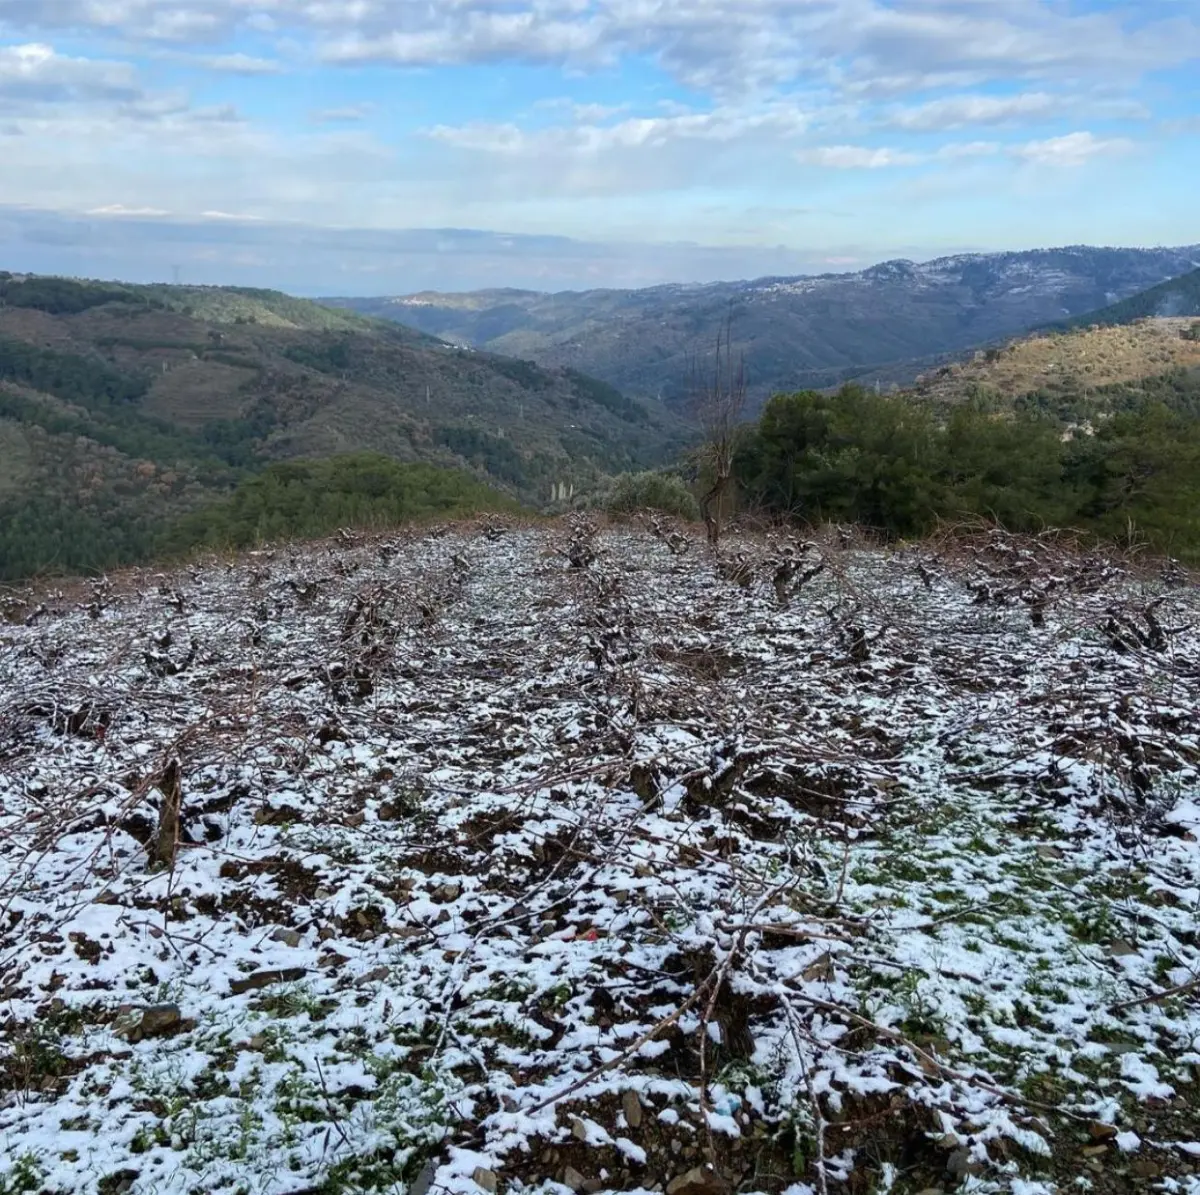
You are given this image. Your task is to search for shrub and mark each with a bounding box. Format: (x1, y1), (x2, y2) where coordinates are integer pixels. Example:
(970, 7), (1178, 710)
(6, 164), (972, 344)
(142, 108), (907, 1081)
(602, 471), (700, 520)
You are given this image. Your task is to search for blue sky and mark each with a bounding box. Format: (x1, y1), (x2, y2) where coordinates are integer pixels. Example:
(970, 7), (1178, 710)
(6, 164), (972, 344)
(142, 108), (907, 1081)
(0, 0), (1196, 291)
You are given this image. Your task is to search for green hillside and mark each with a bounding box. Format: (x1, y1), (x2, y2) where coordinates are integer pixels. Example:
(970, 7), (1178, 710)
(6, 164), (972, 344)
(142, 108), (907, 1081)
(1063, 267), (1200, 328)
(732, 366), (1200, 562)
(0, 272), (686, 581)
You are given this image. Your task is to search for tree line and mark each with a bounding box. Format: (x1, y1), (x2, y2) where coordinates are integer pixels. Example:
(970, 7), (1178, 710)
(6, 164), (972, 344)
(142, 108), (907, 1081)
(733, 372), (1200, 560)
(0, 455), (518, 584)
(161, 455), (519, 554)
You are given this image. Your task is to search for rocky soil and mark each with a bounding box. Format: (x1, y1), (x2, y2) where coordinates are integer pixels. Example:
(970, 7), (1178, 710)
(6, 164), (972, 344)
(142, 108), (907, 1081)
(1, 518), (1198, 1195)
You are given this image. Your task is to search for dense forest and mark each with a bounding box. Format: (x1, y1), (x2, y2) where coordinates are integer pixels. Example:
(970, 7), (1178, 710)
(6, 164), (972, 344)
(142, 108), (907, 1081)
(0, 456), (516, 583)
(0, 272), (164, 315)
(163, 455), (518, 553)
(734, 368), (1200, 560)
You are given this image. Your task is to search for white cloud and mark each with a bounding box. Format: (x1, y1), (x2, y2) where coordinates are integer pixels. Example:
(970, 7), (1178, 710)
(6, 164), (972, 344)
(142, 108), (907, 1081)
(429, 104), (810, 156)
(323, 8), (607, 68)
(203, 52), (282, 75)
(0, 1), (1190, 267)
(936, 140), (1001, 160)
(418, 102), (815, 200)
(796, 144), (923, 169)
(0, 0), (230, 42)
(4, 1), (1195, 92)
(884, 91), (1062, 131)
(310, 104), (372, 123)
(795, 139), (1011, 168)
(200, 209), (268, 221)
(0, 41), (142, 102)
(1013, 130), (1133, 168)
(87, 203), (171, 215)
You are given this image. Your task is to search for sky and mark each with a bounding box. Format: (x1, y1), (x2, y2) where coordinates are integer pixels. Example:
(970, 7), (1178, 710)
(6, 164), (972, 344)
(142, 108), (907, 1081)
(0, 0), (1197, 293)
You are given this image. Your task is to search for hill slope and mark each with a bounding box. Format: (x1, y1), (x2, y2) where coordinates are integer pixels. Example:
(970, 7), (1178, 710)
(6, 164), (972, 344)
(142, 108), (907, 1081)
(1062, 266), (1200, 329)
(323, 245), (1200, 408)
(0, 271), (685, 579)
(910, 316), (1200, 409)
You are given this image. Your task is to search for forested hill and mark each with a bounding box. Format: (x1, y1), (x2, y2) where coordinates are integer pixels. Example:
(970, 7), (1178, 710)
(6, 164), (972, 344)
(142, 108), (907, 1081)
(1062, 267), (1200, 329)
(0, 271), (685, 581)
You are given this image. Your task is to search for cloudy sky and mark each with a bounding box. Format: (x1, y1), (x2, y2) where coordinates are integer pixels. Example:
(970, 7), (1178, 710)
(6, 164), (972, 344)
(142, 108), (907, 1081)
(0, 0), (1196, 292)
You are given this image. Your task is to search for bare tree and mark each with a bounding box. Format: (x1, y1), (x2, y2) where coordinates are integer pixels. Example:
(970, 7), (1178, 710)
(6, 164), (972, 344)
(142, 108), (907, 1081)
(691, 311), (748, 547)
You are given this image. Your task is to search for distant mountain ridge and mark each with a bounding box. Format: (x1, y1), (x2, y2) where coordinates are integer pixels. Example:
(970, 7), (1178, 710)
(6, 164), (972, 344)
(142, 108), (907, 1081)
(324, 244), (1200, 408)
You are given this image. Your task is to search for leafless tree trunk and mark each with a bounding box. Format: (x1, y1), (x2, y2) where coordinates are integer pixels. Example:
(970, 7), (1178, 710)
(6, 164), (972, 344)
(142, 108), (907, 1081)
(691, 312), (748, 547)
(153, 758), (182, 870)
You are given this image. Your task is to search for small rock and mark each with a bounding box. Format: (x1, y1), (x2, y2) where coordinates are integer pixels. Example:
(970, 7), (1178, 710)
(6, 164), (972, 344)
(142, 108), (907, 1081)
(409, 1160), (438, 1195)
(1108, 939), (1140, 958)
(1036, 845), (1064, 860)
(666, 1164), (729, 1195)
(271, 927), (302, 948)
(1090, 1121), (1119, 1140)
(318, 927), (337, 942)
(356, 966), (390, 987)
(471, 1167), (497, 1193)
(802, 952), (834, 983)
(1081, 1144), (1108, 1157)
(113, 1003), (183, 1043)
(946, 1148), (975, 1178)
(138, 1003), (183, 1038)
(571, 1116), (589, 1141)
(255, 802), (305, 826)
(622, 1089), (643, 1129)
(99, 1170), (138, 1194)
(562, 1166), (586, 1192)
(432, 882), (462, 904)
(229, 967), (306, 995)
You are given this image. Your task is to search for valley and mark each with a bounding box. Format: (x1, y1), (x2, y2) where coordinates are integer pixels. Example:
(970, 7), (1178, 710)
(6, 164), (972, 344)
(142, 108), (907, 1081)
(324, 246), (1200, 408)
(0, 273), (684, 581)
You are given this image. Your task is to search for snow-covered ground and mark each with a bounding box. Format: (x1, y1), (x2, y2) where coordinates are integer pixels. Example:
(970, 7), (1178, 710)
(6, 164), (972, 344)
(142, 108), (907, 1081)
(1, 520), (1197, 1195)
